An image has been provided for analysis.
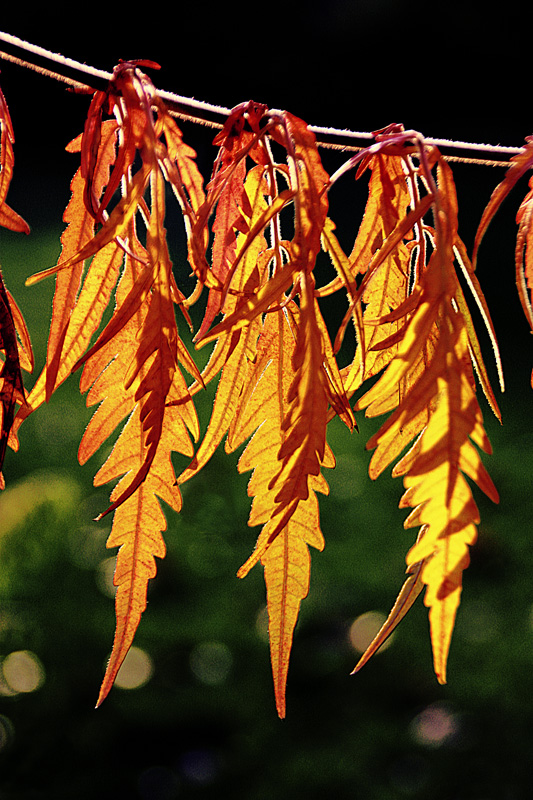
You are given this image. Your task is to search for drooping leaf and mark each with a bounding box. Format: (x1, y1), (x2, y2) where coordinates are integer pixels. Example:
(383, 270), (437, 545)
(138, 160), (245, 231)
(472, 136), (533, 271)
(0, 83), (33, 486)
(352, 531), (428, 675)
(0, 273), (33, 486)
(94, 381), (196, 707)
(226, 307), (330, 717)
(78, 222), (198, 706)
(176, 106), (350, 714)
(350, 144), (499, 682)
(515, 176), (533, 337)
(15, 122), (120, 429)
(0, 84), (29, 235)
(9, 62), (209, 706)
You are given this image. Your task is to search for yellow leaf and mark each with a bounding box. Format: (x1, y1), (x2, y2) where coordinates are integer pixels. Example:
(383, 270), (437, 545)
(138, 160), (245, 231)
(262, 506), (324, 719)
(225, 307), (330, 715)
(353, 149), (499, 684)
(95, 396), (191, 707)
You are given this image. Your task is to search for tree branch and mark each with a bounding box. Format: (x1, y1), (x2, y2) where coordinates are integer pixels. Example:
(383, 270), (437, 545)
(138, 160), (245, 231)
(0, 30), (525, 167)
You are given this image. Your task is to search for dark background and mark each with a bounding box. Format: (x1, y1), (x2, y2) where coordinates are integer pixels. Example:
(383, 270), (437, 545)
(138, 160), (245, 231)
(1, 5), (533, 799)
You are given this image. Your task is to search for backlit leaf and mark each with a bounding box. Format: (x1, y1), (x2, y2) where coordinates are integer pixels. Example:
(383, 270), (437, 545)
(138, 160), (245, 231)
(0, 83), (33, 487)
(351, 146), (499, 683)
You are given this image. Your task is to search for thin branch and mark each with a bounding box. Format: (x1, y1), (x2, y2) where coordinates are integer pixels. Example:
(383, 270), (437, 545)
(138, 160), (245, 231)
(0, 30), (526, 167)
(0, 49), (92, 93)
(0, 31), (230, 129)
(0, 32), (112, 86)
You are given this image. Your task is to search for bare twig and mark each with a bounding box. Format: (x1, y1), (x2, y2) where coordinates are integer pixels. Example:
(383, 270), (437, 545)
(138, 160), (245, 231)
(0, 30), (526, 166)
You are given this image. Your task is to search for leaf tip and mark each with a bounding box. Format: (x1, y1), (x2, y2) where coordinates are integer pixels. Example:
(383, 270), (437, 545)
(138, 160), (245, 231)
(95, 684), (110, 709)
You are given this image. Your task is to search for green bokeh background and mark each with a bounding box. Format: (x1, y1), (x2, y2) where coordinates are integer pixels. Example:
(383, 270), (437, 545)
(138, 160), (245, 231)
(1, 6), (533, 799)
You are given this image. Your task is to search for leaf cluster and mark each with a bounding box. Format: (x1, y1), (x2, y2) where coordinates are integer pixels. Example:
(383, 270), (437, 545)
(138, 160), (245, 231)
(1, 62), (532, 717)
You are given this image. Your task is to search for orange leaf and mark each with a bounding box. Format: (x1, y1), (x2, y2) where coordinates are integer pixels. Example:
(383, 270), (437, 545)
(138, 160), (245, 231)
(266, 274), (331, 533)
(515, 176), (533, 333)
(87, 246), (198, 705)
(0, 274), (33, 481)
(352, 537), (427, 675)
(26, 163), (151, 288)
(194, 157), (248, 341)
(95, 390), (193, 707)
(0, 84), (29, 235)
(473, 136), (533, 269)
(261, 506), (324, 718)
(0, 84), (33, 476)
